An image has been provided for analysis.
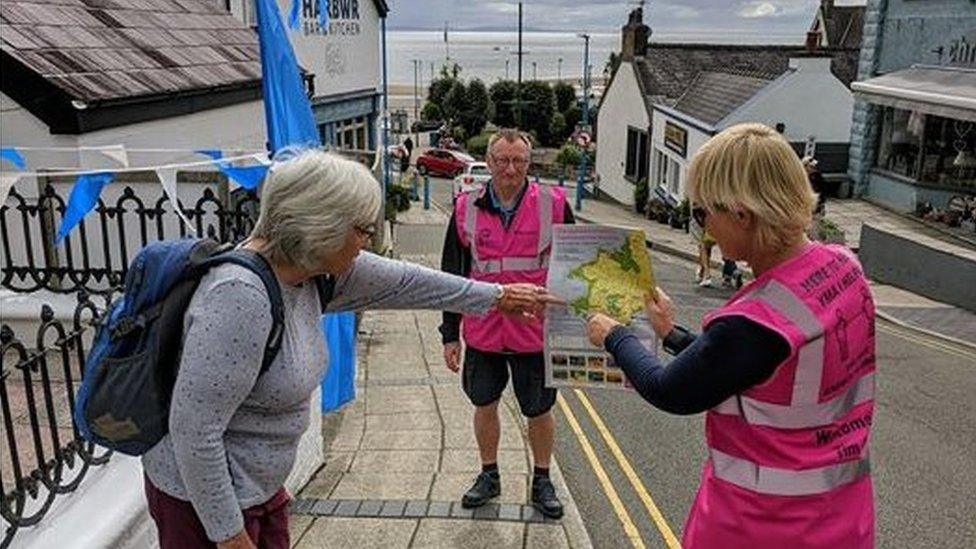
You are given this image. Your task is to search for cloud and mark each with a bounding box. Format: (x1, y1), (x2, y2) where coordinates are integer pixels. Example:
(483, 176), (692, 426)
(739, 2), (779, 18)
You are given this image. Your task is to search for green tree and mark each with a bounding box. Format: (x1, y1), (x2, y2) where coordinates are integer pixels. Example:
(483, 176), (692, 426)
(549, 112), (567, 144)
(519, 81), (556, 145)
(604, 52), (621, 79)
(442, 81), (467, 125)
(553, 81), (576, 114)
(421, 102), (441, 121)
(564, 104), (581, 133)
(489, 80), (518, 128)
(428, 77), (455, 113)
(460, 79), (491, 138)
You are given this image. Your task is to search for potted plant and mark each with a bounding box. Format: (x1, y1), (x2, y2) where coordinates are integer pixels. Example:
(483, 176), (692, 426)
(634, 177), (649, 214)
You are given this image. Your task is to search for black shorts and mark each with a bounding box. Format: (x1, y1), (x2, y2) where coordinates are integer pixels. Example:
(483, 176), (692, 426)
(462, 348), (557, 418)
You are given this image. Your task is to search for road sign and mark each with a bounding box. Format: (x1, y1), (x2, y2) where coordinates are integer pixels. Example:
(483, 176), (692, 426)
(573, 129), (592, 148)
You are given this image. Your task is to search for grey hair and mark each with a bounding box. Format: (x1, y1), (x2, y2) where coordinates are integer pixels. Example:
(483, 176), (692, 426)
(250, 149), (381, 270)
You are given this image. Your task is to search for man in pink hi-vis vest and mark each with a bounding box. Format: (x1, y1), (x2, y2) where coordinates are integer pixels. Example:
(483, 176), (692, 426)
(586, 123), (875, 547)
(440, 129), (574, 519)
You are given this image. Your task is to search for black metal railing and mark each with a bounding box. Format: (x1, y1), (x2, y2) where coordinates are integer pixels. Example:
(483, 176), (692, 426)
(0, 293), (112, 548)
(1, 178), (258, 295)
(0, 178), (253, 546)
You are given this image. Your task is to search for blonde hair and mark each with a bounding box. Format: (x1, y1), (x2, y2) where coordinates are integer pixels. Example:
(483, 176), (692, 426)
(250, 149), (381, 270)
(686, 123), (816, 253)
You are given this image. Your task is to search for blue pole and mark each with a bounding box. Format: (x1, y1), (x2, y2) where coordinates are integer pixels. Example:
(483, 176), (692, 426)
(424, 175), (430, 210)
(575, 33), (590, 212)
(534, 175), (540, 185)
(381, 18), (391, 213)
(559, 167), (565, 187)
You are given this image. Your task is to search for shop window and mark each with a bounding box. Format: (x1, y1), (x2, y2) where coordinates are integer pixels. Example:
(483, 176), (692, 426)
(875, 107), (923, 179)
(876, 107), (976, 189)
(625, 126), (649, 182)
(919, 115), (976, 189)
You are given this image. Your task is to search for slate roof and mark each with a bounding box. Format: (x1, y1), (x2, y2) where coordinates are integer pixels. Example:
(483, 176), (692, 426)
(0, 0), (262, 103)
(624, 43), (858, 118)
(671, 71), (777, 126)
(820, 5), (864, 50)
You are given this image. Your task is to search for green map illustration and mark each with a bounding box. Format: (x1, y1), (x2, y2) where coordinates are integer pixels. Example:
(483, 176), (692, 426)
(568, 230), (655, 324)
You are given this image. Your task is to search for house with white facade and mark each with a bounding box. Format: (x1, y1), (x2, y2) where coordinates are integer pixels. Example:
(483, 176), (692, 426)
(652, 55), (855, 200)
(595, 4), (860, 206)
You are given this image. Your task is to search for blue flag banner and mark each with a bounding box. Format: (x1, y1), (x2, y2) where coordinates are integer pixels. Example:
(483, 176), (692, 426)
(255, 0), (356, 413)
(318, 0), (329, 29)
(195, 149), (223, 161)
(1, 147), (26, 170)
(55, 172), (115, 244)
(288, 0), (300, 29)
(222, 164), (269, 190)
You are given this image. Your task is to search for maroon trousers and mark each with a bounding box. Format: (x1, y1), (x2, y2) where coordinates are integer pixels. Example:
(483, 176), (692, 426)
(145, 475), (290, 548)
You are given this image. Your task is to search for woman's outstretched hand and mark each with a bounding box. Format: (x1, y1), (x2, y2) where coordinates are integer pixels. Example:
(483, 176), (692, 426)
(586, 313), (621, 347)
(496, 283), (564, 319)
(645, 286), (675, 339)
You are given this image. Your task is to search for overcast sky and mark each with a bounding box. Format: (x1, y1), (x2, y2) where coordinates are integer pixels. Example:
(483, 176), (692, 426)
(387, 0), (867, 34)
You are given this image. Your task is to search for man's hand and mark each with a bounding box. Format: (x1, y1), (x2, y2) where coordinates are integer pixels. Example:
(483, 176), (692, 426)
(645, 286), (675, 340)
(586, 313), (621, 347)
(496, 283), (564, 319)
(217, 530), (256, 549)
(444, 342), (462, 373)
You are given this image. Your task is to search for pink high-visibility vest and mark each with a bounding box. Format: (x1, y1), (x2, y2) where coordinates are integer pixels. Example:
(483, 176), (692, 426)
(455, 182), (566, 353)
(683, 242), (876, 549)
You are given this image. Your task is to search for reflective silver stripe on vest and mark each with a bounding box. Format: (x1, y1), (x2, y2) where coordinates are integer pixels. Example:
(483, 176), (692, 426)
(537, 186), (553, 255)
(710, 448), (871, 496)
(751, 280), (825, 405)
(712, 371), (875, 429)
(471, 256), (550, 273)
(463, 184), (555, 274)
(464, 190), (480, 260)
(711, 279), (874, 429)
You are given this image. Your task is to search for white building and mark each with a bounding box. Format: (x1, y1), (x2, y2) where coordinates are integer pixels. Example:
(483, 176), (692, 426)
(652, 56), (854, 200)
(595, 5), (859, 206)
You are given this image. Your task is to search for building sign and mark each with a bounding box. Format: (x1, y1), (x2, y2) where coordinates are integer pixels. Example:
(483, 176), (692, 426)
(301, 0), (362, 37)
(664, 121), (688, 158)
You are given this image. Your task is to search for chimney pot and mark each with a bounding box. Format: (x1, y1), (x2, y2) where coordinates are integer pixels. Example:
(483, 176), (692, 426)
(620, 8), (650, 62)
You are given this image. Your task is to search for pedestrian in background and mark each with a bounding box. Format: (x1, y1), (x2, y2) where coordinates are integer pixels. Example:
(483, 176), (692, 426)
(803, 156), (827, 216)
(440, 129), (574, 519)
(587, 123), (876, 548)
(142, 150), (559, 549)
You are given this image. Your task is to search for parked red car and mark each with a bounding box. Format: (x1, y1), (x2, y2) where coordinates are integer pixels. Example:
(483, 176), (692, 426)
(416, 149), (475, 177)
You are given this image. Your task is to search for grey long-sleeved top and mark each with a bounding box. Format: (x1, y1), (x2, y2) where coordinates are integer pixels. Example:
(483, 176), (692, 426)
(142, 252), (499, 542)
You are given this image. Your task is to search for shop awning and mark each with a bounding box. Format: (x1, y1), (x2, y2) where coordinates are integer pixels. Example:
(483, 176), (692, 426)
(852, 65), (976, 122)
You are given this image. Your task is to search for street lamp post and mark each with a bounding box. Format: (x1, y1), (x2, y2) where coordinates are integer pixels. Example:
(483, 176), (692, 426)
(558, 57), (563, 81)
(506, 59), (510, 79)
(575, 33), (590, 212)
(532, 61), (537, 80)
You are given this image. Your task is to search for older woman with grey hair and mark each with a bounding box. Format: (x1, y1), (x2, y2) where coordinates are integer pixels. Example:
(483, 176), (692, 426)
(141, 150), (556, 549)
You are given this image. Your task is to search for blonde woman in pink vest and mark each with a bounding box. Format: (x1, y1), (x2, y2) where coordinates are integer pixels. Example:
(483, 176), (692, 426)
(587, 123), (875, 548)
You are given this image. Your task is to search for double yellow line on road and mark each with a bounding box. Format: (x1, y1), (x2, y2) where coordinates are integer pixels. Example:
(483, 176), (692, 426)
(557, 391), (681, 549)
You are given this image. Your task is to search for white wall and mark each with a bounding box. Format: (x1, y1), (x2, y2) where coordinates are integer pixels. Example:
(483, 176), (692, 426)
(595, 62), (649, 206)
(228, 0), (381, 98)
(649, 108), (712, 199)
(721, 57), (853, 143)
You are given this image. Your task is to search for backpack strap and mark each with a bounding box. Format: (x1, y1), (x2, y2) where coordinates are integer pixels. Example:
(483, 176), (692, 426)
(313, 274), (336, 313)
(200, 250), (285, 375)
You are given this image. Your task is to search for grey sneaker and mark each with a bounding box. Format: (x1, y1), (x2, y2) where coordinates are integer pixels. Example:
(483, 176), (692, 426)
(461, 472), (500, 508)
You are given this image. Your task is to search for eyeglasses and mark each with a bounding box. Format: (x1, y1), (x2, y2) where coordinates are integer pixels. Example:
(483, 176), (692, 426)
(353, 224), (376, 241)
(491, 157), (529, 168)
(692, 206), (709, 228)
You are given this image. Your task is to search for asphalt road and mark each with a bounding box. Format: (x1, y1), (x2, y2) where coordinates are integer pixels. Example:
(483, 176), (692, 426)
(398, 176), (976, 549)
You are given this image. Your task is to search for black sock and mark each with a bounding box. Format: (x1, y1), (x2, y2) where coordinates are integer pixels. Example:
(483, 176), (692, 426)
(482, 463), (499, 475)
(533, 466), (550, 479)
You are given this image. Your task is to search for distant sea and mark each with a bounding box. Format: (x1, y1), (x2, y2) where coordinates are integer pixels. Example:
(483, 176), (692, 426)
(387, 30), (803, 87)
